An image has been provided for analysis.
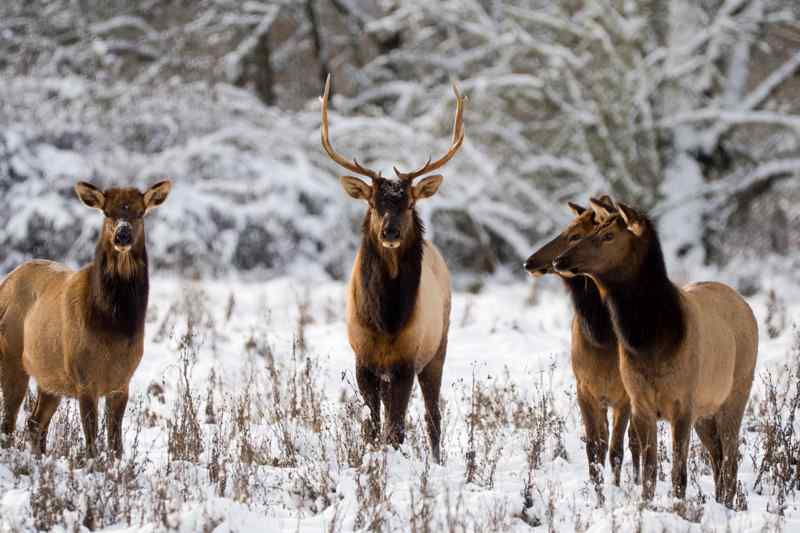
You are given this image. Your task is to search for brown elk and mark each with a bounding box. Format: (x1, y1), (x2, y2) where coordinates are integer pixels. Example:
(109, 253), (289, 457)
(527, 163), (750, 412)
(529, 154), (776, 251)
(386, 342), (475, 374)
(553, 201), (758, 506)
(524, 197), (639, 493)
(320, 75), (463, 463)
(0, 180), (171, 457)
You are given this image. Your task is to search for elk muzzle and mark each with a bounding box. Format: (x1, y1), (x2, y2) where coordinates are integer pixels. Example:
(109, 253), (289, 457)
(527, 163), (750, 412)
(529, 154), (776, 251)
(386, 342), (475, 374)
(113, 221), (133, 251)
(380, 216), (403, 249)
(552, 254), (579, 276)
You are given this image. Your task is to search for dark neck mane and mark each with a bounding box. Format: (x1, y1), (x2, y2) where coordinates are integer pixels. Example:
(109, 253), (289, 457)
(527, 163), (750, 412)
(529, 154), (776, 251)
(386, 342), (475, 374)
(356, 211), (424, 336)
(88, 241), (149, 338)
(562, 276), (615, 348)
(603, 220), (685, 358)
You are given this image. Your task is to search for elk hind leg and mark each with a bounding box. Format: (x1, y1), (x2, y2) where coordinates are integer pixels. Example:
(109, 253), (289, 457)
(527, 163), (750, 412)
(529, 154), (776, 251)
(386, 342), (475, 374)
(0, 345), (29, 444)
(717, 391), (750, 508)
(418, 338), (446, 464)
(693, 416), (723, 502)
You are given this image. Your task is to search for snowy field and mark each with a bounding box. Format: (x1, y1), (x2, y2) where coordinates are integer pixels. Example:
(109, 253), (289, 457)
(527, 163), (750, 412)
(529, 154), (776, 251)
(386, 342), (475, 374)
(0, 270), (799, 532)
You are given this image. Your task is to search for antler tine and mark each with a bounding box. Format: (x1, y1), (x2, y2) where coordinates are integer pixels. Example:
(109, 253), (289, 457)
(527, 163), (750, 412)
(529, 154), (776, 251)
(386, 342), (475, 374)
(396, 81), (467, 181)
(320, 74), (380, 180)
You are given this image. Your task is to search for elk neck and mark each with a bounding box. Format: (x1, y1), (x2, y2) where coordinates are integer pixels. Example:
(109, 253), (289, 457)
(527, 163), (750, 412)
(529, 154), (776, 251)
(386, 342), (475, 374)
(562, 275), (615, 348)
(356, 209), (424, 336)
(601, 221), (685, 359)
(88, 237), (150, 338)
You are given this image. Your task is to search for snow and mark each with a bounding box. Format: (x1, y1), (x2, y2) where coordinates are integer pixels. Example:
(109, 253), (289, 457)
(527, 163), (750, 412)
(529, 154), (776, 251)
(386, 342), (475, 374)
(1, 267), (799, 532)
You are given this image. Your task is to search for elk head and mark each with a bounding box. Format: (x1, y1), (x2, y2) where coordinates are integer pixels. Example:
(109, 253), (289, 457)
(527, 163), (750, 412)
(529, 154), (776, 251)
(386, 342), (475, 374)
(75, 181), (172, 255)
(524, 195), (616, 277)
(320, 75), (465, 250)
(553, 201), (648, 282)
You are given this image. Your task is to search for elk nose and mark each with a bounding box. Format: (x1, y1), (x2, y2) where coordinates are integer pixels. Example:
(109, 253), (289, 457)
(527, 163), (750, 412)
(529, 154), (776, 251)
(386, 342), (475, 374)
(552, 256), (570, 272)
(381, 226), (400, 242)
(524, 255), (536, 272)
(114, 224), (133, 247)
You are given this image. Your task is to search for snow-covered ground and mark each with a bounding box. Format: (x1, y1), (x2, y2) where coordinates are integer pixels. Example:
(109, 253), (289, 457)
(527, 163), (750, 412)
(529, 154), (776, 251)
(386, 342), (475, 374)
(1, 272), (799, 532)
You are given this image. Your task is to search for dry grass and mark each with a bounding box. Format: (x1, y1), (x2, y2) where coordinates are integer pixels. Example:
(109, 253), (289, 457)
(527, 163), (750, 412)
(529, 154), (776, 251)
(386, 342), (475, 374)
(0, 285), (795, 532)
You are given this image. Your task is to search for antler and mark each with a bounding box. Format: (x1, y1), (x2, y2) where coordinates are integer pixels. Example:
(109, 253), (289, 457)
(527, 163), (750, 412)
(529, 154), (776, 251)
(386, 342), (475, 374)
(393, 81), (466, 182)
(320, 74), (381, 180)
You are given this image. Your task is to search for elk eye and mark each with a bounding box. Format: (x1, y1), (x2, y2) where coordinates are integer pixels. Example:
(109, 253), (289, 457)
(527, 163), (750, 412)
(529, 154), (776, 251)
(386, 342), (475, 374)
(603, 233), (614, 242)
(568, 234), (581, 242)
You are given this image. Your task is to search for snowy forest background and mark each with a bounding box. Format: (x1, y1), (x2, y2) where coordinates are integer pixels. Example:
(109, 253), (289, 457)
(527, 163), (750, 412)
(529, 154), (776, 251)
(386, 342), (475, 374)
(3, 2), (800, 532)
(2, 0), (799, 282)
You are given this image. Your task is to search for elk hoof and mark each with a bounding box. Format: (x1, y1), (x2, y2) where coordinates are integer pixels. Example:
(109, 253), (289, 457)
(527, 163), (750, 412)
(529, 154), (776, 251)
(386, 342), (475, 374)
(386, 426), (405, 448)
(361, 419), (379, 443)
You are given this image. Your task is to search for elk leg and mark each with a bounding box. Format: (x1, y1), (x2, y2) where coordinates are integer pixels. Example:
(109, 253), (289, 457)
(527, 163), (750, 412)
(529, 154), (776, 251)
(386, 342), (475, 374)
(627, 419), (641, 485)
(418, 339), (446, 464)
(717, 391), (749, 508)
(26, 391), (61, 455)
(0, 356), (29, 445)
(79, 396), (99, 458)
(577, 389), (608, 497)
(609, 403), (631, 486)
(671, 412), (692, 499)
(385, 365), (414, 449)
(105, 389), (129, 457)
(631, 410), (658, 500)
(693, 416), (723, 502)
(356, 365), (381, 443)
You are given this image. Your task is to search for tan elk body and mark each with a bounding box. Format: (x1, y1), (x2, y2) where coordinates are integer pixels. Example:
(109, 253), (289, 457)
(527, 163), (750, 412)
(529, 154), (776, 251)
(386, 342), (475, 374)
(321, 75), (463, 462)
(554, 201), (757, 506)
(0, 181), (171, 456)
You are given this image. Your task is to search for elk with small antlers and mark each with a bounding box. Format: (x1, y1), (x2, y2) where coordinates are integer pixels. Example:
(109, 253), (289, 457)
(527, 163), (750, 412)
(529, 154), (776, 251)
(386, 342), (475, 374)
(0, 180), (171, 457)
(321, 75), (464, 463)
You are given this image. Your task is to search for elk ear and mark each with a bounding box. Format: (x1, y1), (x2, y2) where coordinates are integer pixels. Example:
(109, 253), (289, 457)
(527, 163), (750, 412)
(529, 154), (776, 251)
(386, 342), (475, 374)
(75, 181), (105, 210)
(589, 197), (614, 221)
(340, 176), (372, 201)
(143, 180), (172, 214)
(567, 202), (586, 216)
(411, 174), (443, 200)
(616, 202), (644, 237)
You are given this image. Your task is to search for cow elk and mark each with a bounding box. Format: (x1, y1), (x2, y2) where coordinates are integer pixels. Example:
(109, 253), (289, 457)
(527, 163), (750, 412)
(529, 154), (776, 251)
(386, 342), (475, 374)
(524, 197), (639, 495)
(0, 180), (171, 457)
(553, 201), (758, 506)
(320, 75), (464, 463)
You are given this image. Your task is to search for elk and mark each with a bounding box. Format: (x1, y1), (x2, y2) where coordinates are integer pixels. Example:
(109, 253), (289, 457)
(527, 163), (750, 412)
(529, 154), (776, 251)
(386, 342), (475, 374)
(553, 201), (758, 506)
(320, 75), (463, 463)
(524, 197), (639, 493)
(0, 180), (171, 457)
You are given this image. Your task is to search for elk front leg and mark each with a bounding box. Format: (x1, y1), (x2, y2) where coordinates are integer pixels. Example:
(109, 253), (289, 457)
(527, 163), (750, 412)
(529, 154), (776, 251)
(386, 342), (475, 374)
(671, 413), (692, 499)
(385, 364), (414, 448)
(577, 389), (608, 497)
(79, 396), (99, 458)
(356, 365), (381, 443)
(106, 389), (129, 457)
(631, 409), (658, 500)
(609, 403), (631, 486)
(27, 391), (61, 455)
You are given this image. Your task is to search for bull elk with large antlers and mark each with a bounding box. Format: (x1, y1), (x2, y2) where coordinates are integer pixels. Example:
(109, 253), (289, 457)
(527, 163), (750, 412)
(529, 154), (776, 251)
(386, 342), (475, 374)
(321, 75), (465, 463)
(0, 180), (171, 457)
